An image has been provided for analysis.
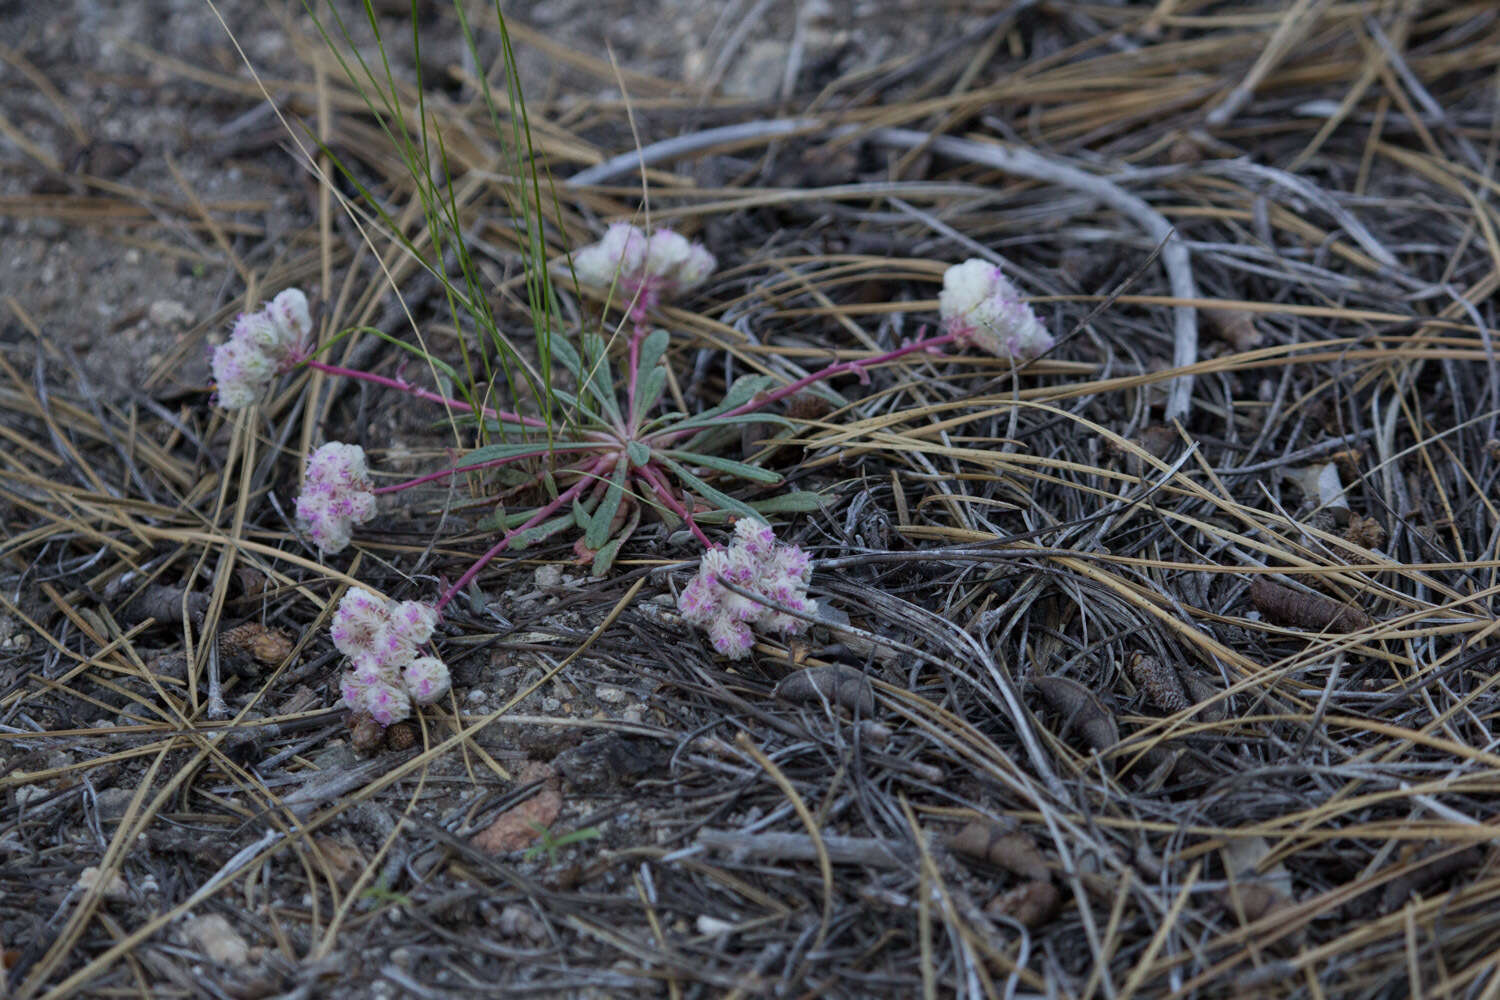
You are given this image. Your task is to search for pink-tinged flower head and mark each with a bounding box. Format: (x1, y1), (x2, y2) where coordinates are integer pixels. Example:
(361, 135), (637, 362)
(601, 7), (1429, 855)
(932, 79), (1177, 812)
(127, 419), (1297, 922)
(574, 222), (649, 289)
(211, 337), (275, 410)
(267, 288), (312, 349)
(571, 223), (715, 319)
(357, 677), (412, 727)
(210, 288), (314, 410)
(339, 661), (385, 708)
(402, 656), (451, 704)
(679, 520), (816, 660)
(296, 442), (377, 555)
(678, 244), (717, 291)
(331, 587), (390, 658)
(644, 229), (693, 278)
(939, 259), (1053, 362)
(331, 587), (446, 725)
(734, 518), (777, 560)
(391, 601), (437, 645)
(708, 617), (755, 657)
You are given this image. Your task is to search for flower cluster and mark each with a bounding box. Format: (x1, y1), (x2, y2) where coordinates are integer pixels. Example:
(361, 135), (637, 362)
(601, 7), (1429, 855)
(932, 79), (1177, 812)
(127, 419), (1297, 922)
(572, 223), (716, 321)
(939, 259), (1053, 362)
(211, 288), (313, 409)
(333, 588), (450, 726)
(295, 442), (377, 555)
(677, 519), (815, 659)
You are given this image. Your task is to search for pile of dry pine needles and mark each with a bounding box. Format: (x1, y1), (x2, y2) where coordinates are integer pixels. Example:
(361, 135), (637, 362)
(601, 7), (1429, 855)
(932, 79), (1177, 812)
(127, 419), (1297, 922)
(5, 2), (1500, 996)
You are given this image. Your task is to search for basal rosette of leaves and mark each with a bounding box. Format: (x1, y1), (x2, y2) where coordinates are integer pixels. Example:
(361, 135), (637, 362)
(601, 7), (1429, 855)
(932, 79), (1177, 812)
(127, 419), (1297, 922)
(455, 326), (824, 581)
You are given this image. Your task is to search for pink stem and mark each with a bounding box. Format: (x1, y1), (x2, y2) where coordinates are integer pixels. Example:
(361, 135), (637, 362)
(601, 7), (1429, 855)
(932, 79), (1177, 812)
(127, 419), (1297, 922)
(434, 457), (611, 614)
(637, 462), (714, 548)
(625, 327), (643, 425)
(372, 444), (600, 494)
(301, 357), (550, 430)
(735, 331), (960, 419)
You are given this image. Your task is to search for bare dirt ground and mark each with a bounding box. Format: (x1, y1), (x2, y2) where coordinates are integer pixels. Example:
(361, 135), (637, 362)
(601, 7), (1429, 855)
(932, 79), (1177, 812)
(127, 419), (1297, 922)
(5, 1), (1500, 997)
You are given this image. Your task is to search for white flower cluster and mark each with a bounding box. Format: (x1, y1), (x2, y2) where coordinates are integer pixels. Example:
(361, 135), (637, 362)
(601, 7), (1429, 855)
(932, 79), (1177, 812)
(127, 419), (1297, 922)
(333, 588), (450, 726)
(211, 288), (313, 409)
(572, 223), (716, 319)
(295, 442), (377, 555)
(939, 260), (1053, 361)
(677, 519), (815, 659)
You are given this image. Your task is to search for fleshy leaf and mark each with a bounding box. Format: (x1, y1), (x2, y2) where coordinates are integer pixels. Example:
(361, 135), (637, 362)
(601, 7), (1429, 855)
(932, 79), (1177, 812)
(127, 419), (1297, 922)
(660, 456), (760, 521)
(633, 366), (668, 426)
(458, 441), (550, 468)
(636, 329), (671, 378)
(586, 461), (627, 550)
(665, 449), (782, 484)
(626, 440), (651, 467)
(670, 375), (775, 431)
(750, 491), (826, 513)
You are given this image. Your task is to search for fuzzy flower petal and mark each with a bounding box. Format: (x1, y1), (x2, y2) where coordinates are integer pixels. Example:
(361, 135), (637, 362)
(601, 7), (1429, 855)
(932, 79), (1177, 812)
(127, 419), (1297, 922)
(331, 587), (389, 659)
(210, 337), (275, 410)
(402, 656), (451, 704)
(573, 222), (648, 288)
(358, 677), (412, 727)
(939, 259), (1053, 362)
(571, 223), (715, 312)
(210, 288), (314, 410)
(296, 442), (377, 555)
(267, 288), (312, 349)
(680, 519), (815, 660)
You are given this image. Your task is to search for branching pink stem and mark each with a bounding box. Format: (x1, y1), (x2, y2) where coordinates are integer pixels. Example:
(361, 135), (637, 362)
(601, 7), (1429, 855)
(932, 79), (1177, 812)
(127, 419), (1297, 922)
(435, 456), (612, 614)
(625, 327), (644, 424)
(372, 444), (603, 495)
(300, 357), (550, 430)
(649, 331), (960, 446)
(636, 462), (714, 548)
(734, 331), (959, 418)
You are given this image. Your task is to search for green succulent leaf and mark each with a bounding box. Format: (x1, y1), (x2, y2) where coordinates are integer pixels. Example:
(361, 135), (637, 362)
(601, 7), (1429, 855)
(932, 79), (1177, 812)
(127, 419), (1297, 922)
(551, 337), (582, 378)
(626, 440), (651, 467)
(508, 513), (573, 550)
(660, 455), (760, 521)
(632, 366), (668, 426)
(636, 329), (671, 377)
(590, 505), (640, 577)
(665, 449), (782, 484)
(579, 333), (623, 425)
(749, 490), (826, 513)
(586, 460), (627, 549)
(670, 375), (775, 431)
(458, 441), (549, 467)
(551, 389), (609, 426)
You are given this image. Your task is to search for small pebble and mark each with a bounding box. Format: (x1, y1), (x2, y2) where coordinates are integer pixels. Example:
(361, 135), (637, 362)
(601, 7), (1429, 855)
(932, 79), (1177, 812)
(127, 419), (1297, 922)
(466, 689), (487, 704)
(14, 784), (48, 807)
(596, 685), (627, 705)
(534, 564), (563, 588)
(148, 299), (193, 327)
(94, 787), (135, 820)
(542, 697), (562, 713)
(77, 865), (129, 899)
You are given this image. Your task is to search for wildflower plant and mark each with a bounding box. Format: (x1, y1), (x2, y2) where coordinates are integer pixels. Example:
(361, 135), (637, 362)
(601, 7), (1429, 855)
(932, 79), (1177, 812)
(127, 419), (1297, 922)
(206, 238), (1053, 725)
(216, 5), (1061, 729)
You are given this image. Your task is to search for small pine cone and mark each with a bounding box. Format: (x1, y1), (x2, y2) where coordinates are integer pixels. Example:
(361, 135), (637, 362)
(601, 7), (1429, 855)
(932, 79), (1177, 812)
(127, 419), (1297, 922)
(783, 392), (833, 421)
(385, 721), (417, 750)
(349, 713), (384, 753)
(1249, 578), (1372, 633)
(219, 622), (295, 665)
(1343, 515), (1385, 550)
(986, 879), (1060, 929)
(1125, 652), (1190, 714)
